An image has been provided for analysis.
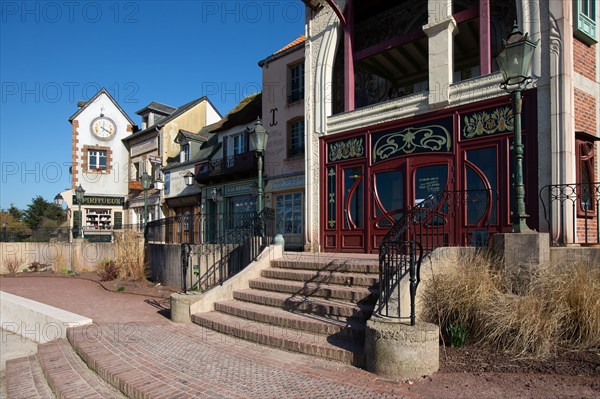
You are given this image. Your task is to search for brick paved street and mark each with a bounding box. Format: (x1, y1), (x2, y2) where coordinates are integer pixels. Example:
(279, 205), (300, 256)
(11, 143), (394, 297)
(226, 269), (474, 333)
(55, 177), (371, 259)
(0, 276), (419, 398)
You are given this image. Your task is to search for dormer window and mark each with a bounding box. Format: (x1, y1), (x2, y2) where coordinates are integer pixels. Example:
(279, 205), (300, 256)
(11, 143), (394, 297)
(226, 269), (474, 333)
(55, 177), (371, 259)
(181, 143), (190, 162)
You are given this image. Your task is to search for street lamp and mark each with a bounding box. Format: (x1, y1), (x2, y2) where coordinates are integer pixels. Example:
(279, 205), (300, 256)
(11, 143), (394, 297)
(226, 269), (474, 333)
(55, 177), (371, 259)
(54, 194), (64, 207)
(75, 184), (85, 238)
(141, 171), (152, 227)
(497, 22), (538, 233)
(184, 171), (195, 187)
(247, 118), (269, 212)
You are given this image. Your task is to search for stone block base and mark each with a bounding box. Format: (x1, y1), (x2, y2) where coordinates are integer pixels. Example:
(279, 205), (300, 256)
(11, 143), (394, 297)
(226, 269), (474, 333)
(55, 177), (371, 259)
(365, 317), (439, 380)
(170, 292), (203, 323)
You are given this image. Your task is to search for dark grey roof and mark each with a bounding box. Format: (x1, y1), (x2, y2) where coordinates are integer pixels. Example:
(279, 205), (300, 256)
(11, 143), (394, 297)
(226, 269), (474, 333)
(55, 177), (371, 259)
(162, 134), (222, 172)
(68, 88), (136, 126)
(123, 96), (220, 143)
(175, 129), (209, 143)
(135, 101), (177, 116)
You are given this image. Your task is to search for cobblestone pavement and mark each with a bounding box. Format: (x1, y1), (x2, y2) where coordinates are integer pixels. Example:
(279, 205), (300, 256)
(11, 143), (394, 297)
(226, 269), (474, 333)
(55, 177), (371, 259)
(0, 277), (419, 399)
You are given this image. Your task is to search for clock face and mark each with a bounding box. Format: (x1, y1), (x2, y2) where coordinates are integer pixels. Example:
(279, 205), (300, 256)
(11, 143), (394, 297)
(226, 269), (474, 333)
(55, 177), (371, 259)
(91, 117), (117, 140)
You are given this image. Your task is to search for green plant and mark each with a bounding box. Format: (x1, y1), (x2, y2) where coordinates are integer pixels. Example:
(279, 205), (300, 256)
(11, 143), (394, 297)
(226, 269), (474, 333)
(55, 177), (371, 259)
(117, 286), (125, 292)
(60, 268), (73, 275)
(446, 322), (467, 347)
(22, 268), (29, 273)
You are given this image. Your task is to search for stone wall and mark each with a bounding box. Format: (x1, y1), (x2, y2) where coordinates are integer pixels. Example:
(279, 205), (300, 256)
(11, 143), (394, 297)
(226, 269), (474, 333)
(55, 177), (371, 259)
(0, 241), (117, 274)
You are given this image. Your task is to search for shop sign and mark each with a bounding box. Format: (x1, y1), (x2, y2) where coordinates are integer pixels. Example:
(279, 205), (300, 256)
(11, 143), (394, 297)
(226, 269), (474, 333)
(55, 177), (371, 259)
(271, 175), (304, 191)
(223, 182), (255, 196)
(72, 195), (125, 206)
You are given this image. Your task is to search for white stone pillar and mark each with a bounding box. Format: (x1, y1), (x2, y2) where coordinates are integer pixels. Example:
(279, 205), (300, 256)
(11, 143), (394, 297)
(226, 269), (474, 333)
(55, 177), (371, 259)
(423, 0), (457, 107)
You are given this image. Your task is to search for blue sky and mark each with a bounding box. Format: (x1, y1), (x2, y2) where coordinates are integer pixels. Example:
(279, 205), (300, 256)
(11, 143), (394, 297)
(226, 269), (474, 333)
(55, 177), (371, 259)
(0, 0), (305, 210)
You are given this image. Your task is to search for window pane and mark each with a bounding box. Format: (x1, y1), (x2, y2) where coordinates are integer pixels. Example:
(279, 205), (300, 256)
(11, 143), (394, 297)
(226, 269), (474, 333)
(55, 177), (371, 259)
(375, 171), (404, 218)
(344, 167), (363, 228)
(466, 148), (497, 224)
(414, 165), (448, 203)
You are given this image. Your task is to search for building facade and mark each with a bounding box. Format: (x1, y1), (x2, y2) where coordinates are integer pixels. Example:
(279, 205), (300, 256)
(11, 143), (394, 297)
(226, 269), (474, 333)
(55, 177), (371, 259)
(260, 36), (307, 250)
(68, 88), (136, 241)
(303, 0), (599, 252)
(122, 97), (221, 229)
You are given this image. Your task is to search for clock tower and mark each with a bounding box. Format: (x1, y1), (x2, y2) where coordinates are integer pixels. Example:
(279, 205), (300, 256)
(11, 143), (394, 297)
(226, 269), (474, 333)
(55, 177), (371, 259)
(67, 88), (136, 240)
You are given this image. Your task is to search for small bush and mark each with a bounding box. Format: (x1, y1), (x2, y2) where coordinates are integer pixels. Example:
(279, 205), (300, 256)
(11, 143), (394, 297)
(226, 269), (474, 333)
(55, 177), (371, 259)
(422, 251), (600, 358)
(29, 262), (50, 272)
(117, 286), (125, 292)
(98, 259), (119, 281)
(4, 258), (20, 274)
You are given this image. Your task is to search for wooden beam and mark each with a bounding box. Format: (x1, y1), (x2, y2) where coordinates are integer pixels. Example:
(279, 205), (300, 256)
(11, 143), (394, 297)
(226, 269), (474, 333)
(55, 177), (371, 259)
(480, 0), (492, 75)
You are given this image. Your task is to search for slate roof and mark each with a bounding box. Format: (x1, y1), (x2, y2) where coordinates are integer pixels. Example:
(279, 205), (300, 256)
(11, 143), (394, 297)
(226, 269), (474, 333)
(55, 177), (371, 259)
(68, 88), (136, 126)
(122, 96), (220, 142)
(135, 101), (177, 116)
(258, 35), (305, 67)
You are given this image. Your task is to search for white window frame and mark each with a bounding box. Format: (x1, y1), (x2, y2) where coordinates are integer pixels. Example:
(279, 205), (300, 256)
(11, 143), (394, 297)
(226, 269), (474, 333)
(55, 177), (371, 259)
(88, 150), (107, 171)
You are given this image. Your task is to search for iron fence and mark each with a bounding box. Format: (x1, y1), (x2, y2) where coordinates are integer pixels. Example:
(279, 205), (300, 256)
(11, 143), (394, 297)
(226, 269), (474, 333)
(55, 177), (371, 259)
(539, 182), (600, 246)
(377, 189), (497, 324)
(145, 212), (259, 244)
(181, 208), (275, 293)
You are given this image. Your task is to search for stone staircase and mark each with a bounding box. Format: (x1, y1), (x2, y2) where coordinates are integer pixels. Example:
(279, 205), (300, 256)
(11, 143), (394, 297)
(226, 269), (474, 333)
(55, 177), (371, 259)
(5, 338), (125, 399)
(191, 254), (380, 367)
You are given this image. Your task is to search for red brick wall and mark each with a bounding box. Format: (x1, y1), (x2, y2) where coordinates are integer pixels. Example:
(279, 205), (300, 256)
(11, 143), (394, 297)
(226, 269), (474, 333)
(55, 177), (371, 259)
(574, 88), (597, 133)
(573, 39), (596, 81)
(71, 120), (79, 189)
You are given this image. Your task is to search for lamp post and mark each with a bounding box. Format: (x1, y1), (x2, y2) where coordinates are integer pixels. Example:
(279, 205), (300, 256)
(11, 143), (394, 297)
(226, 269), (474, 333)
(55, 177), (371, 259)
(54, 194), (64, 207)
(141, 171), (152, 228)
(75, 184), (85, 238)
(497, 23), (538, 233)
(247, 118), (269, 212)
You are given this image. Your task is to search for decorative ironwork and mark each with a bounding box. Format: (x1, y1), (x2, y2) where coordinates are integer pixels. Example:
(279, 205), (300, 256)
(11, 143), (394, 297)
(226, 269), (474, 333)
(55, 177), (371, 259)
(539, 182), (600, 246)
(327, 167), (336, 228)
(462, 106), (514, 139)
(372, 125), (451, 163)
(377, 189), (497, 324)
(328, 137), (365, 162)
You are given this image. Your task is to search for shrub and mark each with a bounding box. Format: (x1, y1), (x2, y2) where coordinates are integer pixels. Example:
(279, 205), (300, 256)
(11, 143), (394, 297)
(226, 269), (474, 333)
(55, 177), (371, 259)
(98, 259), (119, 281)
(421, 251), (600, 358)
(29, 261), (50, 272)
(4, 258), (20, 274)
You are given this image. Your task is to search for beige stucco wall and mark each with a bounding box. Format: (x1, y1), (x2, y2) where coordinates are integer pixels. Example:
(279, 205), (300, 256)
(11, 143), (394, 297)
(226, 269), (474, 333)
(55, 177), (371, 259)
(162, 102), (208, 161)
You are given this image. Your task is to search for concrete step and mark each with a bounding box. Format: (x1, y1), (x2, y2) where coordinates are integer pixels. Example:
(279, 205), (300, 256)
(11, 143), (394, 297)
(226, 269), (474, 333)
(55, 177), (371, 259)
(37, 339), (126, 399)
(6, 355), (55, 399)
(249, 277), (377, 303)
(271, 257), (379, 274)
(262, 268), (378, 287)
(213, 299), (366, 340)
(233, 289), (374, 320)
(192, 311), (365, 367)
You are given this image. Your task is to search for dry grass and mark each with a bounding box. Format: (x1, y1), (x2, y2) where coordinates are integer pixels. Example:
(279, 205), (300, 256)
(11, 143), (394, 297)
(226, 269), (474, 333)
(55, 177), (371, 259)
(98, 230), (146, 281)
(4, 257), (21, 274)
(422, 250), (600, 358)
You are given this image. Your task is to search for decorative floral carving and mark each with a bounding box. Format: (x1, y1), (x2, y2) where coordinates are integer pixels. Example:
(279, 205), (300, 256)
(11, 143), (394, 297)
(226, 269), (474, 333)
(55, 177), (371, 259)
(462, 107), (514, 138)
(328, 137), (365, 162)
(373, 125), (451, 162)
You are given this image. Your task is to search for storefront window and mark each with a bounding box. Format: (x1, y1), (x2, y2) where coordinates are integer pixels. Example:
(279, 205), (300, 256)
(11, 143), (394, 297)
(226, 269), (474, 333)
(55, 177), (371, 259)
(276, 192), (303, 235)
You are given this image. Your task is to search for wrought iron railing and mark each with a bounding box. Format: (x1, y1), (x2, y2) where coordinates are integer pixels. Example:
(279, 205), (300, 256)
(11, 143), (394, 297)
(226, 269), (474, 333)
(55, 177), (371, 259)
(377, 189), (496, 324)
(181, 208), (275, 293)
(539, 182), (600, 246)
(195, 152), (258, 182)
(146, 212), (259, 244)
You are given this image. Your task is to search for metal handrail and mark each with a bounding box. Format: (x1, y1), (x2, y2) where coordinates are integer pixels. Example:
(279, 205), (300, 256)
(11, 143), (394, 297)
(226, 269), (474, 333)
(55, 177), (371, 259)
(182, 208), (275, 293)
(539, 182), (600, 246)
(377, 189), (496, 324)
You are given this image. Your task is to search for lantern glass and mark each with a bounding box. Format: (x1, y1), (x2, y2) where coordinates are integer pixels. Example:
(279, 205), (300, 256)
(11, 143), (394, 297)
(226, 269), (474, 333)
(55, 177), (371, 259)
(141, 172), (152, 190)
(54, 194), (64, 206)
(154, 176), (164, 191)
(184, 172), (195, 186)
(248, 119), (269, 153)
(497, 25), (538, 89)
(75, 184), (85, 203)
